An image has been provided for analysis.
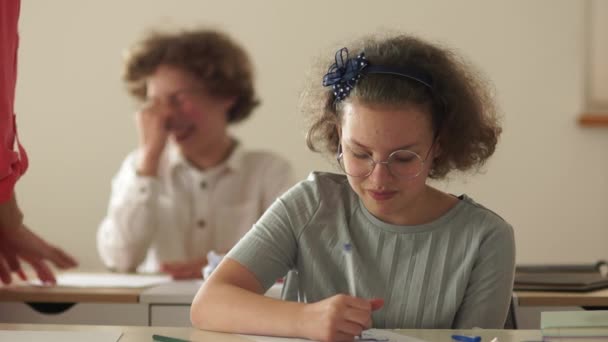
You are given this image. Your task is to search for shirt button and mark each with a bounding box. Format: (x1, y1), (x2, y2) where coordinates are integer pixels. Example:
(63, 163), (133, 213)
(197, 219), (206, 228)
(200, 181), (207, 189)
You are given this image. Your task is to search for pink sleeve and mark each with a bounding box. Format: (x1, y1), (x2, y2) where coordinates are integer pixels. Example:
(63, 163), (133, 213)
(0, 0), (27, 203)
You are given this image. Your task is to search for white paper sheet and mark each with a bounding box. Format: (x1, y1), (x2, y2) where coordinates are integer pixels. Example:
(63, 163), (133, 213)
(29, 272), (172, 288)
(0, 330), (122, 342)
(240, 329), (428, 342)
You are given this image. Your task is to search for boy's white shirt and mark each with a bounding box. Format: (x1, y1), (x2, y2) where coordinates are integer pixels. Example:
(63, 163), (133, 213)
(97, 141), (295, 273)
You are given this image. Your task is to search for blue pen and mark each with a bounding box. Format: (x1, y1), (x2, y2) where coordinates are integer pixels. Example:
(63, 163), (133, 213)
(344, 242), (363, 340)
(452, 335), (481, 342)
(152, 334), (190, 342)
(343, 243), (356, 296)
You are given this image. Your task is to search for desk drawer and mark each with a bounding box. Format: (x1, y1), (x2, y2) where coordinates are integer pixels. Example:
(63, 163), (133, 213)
(150, 305), (190, 327)
(0, 302), (148, 325)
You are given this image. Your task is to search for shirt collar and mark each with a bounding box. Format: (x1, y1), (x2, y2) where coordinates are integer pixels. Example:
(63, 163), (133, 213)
(167, 139), (245, 174)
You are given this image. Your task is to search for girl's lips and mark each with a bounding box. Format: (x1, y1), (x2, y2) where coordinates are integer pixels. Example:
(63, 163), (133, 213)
(368, 190), (397, 201)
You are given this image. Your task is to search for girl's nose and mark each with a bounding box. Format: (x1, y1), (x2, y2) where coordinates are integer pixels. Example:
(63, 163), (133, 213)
(367, 161), (393, 185)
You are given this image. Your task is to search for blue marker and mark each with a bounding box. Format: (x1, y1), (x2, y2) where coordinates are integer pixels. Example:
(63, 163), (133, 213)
(452, 335), (482, 342)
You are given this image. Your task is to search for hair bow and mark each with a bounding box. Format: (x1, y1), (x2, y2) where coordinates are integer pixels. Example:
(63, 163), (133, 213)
(322, 47), (369, 101)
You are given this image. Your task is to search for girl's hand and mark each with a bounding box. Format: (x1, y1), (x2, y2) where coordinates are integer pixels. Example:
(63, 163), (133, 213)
(297, 294), (384, 342)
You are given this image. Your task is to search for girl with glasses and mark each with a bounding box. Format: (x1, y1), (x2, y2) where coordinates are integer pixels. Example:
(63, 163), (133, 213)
(192, 33), (514, 341)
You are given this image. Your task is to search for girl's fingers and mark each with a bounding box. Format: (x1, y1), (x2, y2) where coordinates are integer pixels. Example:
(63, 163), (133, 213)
(370, 298), (385, 311)
(337, 319), (365, 337)
(344, 307), (371, 328)
(346, 295), (372, 311)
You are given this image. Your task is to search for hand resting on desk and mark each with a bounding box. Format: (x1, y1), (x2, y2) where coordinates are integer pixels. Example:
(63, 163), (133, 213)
(0, 224), (78, 285)
(160, 257), (206, 280)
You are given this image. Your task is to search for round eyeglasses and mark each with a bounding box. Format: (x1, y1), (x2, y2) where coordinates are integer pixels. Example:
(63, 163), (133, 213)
(337, 143), (433, 179)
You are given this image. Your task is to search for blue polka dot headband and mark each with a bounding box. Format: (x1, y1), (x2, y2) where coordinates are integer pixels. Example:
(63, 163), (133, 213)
(322, 47), (434, 102)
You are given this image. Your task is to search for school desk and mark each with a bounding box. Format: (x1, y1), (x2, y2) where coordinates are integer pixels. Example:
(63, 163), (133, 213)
(0, 323), (543, 342)
(514, 289), (608, 329)
(139, 280), (283, 326)
(0, 274), (282, 326)
(0, 279), (149, 325)
(8, 272), (604, 329)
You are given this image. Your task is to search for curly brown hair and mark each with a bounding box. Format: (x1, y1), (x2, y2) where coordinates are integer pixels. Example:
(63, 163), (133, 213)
(123, 28), (259, 123)
(303, 33), (501, 179)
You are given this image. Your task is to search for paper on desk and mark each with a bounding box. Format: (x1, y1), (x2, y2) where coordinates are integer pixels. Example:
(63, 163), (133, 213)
(239, 329), (428, 342)
(29, 272), (172, 288)
(0, 330), (122, 342)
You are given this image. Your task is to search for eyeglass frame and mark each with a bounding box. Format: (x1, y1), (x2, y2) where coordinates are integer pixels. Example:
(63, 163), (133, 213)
(336, 139), (436, 179)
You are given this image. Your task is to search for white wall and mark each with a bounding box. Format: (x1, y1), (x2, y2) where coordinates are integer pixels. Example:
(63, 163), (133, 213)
(590, 0), (608, 107)
(14, 0), (608, 269)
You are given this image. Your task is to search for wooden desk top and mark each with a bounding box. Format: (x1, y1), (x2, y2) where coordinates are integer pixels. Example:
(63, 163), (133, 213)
(516, 288), (608, 307)
(0, 285), (142, 303)
(7, 270), (608, 307)
(5, 286), (608, 306)
(0, 323), (543, 342)
(4, 283), (608, 306)
(0, 271), (174, 304)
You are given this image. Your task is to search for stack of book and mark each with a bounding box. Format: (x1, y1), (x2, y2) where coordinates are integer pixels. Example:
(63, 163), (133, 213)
(542, 311), (608, 342)
(515, 261), (608, 292)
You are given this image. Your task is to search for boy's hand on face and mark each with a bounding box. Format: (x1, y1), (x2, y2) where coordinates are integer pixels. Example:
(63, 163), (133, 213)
(135, 105), (171, 176)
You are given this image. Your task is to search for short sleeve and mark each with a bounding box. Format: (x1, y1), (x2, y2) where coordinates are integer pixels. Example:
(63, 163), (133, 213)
(226, 177), (322, 291)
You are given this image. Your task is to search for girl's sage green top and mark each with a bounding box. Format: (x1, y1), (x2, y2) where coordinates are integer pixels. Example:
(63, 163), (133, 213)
(227, 172), (515, 329)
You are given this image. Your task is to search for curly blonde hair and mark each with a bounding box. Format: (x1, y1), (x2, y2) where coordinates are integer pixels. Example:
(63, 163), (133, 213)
(302, 34), (501, 179)
(123, 28), (259, 123)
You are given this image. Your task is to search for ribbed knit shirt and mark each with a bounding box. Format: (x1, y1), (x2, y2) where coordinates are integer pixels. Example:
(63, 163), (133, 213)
(227, 172), (515, 329)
